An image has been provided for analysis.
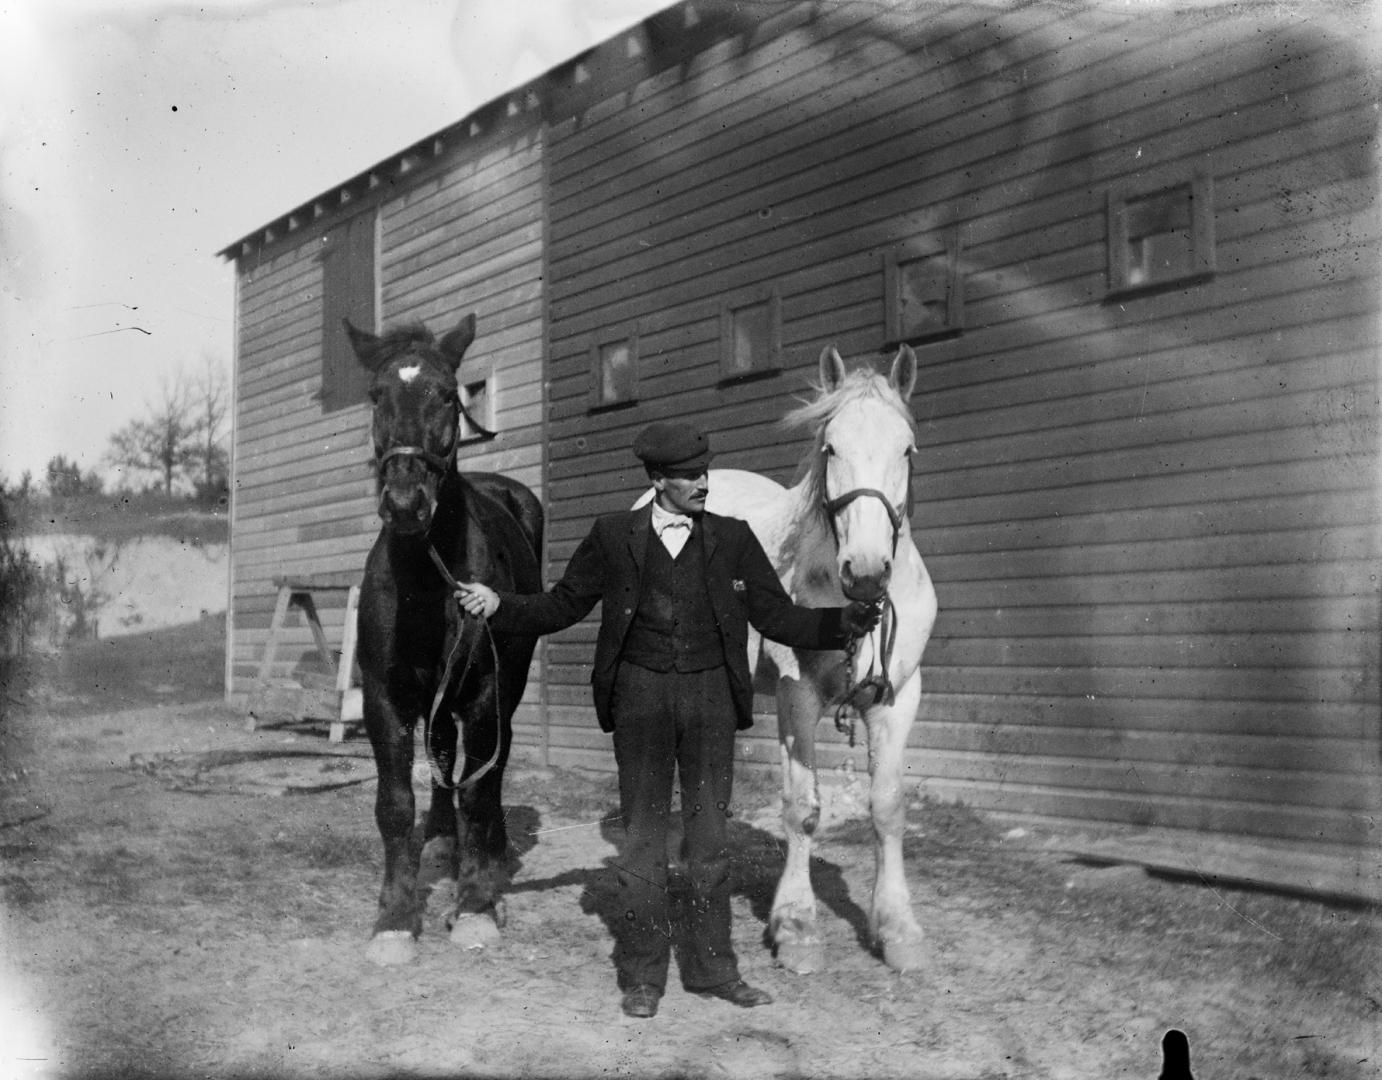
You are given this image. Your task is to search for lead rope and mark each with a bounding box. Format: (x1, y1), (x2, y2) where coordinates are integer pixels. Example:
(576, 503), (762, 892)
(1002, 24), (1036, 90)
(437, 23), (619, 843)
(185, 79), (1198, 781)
(424, 544), (504, 793)
(833, 594), (898, 747)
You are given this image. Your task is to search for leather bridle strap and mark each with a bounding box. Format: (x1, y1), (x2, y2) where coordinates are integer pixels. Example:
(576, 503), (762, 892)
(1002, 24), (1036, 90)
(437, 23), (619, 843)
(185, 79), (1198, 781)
(821, 486), (907, 556)
(378, 444), (454, 474)
(374, 397), (495, 476)
(422, 543), (503, 794)
(821, 473), (913, 743)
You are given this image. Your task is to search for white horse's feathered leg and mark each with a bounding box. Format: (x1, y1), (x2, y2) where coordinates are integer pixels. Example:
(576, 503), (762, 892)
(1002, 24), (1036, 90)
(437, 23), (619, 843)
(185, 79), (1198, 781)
(865, 669), (925, 972)
(769, 672), (826, 974)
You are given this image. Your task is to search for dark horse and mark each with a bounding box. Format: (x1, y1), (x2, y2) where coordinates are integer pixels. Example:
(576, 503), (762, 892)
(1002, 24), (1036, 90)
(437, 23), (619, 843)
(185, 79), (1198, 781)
(346, 313), (543, 966)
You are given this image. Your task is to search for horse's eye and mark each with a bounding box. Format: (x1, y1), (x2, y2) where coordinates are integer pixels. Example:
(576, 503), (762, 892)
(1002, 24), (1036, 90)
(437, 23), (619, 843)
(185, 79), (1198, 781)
(821, 442), (835, 457)
(905, 445), (917, 457)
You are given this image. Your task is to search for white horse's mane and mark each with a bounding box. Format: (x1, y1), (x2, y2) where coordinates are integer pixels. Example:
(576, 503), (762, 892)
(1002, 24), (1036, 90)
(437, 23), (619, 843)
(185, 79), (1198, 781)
(783, 366), (917, 533)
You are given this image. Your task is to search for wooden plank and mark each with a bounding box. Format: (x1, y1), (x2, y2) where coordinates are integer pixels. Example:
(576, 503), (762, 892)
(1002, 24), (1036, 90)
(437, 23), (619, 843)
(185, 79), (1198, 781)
(546, 22), (1338, 278)
(550, 3), (1090, 227)
(383, 160), (543, 260)
(932, 592), (1379, 638)
(910, 692), (1379, 741)
(910, 772), (1372, 848)
(926, 523), (1377, 582)
(384, 220), (542, 299)
(920, 629), (1375, 675)
(916, 456), (1371, 532)
(892, 748), (1379, 816)
(552, 13), (1356, 253)
(910, 661), (1372, 707)
(1064, 829), (1381, 905)
(913, 720), (1378, 776)
(548, 68), (1370, 342)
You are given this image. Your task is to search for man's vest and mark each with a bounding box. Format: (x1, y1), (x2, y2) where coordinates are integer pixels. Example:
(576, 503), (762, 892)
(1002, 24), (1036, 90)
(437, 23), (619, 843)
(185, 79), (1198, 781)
(621, 525), (723, 672)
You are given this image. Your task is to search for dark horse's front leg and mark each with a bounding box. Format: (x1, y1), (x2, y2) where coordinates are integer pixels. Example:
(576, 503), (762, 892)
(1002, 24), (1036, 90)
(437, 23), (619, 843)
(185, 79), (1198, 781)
(444, 676), (513, 949)
(363, 674), (424, 966)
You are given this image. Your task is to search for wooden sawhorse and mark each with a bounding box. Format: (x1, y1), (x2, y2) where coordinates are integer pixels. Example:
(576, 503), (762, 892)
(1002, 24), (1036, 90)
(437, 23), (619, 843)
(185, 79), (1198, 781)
(247, 572), (362, 742)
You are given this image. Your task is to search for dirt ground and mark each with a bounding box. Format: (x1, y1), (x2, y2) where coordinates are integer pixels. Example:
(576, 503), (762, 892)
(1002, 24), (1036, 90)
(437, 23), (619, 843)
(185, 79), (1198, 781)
(1, 646), (1378, 1080)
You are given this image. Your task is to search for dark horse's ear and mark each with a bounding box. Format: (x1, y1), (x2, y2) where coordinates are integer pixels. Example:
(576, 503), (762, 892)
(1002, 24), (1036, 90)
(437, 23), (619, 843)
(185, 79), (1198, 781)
(889, 343), (917, 401)
(819, 344), (847, 391)
(438, 313), (477, 371)
(344, 319), (385, 372)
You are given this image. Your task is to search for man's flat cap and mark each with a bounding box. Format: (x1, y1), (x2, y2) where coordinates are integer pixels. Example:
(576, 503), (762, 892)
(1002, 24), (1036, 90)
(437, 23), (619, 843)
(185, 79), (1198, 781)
(633, 421), (713, 471)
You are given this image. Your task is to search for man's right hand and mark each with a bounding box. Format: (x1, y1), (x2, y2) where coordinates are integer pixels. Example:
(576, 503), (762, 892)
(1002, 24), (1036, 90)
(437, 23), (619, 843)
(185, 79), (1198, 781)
(456, 582), (500, 619)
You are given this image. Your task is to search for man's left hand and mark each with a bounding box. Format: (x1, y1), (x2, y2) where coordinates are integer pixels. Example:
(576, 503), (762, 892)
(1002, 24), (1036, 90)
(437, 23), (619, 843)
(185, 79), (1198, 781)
(843, 600), (881, 636)
(456, 581), (500, 619)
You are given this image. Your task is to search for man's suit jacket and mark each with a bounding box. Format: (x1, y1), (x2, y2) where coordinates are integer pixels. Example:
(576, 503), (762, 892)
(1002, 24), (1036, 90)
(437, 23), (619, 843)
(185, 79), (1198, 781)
(490, 504), (851, 732)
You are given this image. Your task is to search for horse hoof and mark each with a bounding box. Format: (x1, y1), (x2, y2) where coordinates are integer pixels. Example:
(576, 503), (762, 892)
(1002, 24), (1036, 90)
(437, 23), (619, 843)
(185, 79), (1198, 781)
(774, 939), (825, 974)
(880, 935), (926, 973)
(771, 918), (824, 974)
(448, 911), (502, 950)
(366, 930), (417, 967)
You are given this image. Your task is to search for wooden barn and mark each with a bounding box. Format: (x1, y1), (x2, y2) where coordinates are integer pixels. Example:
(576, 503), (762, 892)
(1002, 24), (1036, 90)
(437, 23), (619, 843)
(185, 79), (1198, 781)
(221, 1), (1380, 900)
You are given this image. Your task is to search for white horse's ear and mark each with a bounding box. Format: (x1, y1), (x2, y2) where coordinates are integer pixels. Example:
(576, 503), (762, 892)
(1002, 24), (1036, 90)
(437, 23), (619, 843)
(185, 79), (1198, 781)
(889, 344), (917, 401)
(438, 313), (477, 371)
(819, 345), (847, 390)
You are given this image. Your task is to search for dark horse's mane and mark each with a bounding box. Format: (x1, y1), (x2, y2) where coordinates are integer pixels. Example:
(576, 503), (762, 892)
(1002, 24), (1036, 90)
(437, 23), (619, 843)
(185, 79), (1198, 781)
(365, 323), (443, 366)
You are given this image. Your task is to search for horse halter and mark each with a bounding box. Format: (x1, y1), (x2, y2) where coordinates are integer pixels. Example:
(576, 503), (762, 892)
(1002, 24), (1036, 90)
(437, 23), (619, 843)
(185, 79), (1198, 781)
(820, 455), (914, 745)
(373, 386), (497, 478)
(821, 486), (908, 556)
(377, 441), (455, 475)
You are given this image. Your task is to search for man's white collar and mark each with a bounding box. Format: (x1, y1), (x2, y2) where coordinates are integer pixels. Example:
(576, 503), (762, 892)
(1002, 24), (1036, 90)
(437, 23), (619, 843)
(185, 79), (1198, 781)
(651, 501), (692, 533)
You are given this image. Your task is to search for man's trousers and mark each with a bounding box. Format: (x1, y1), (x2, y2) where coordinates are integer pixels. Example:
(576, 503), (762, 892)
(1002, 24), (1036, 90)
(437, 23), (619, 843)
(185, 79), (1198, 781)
(608, 662), (740, 993)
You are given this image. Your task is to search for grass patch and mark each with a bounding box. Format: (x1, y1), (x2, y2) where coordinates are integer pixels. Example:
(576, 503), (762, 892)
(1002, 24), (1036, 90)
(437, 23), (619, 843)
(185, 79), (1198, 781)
(17, 491), (227, 546)
(25, 617), (225, 716)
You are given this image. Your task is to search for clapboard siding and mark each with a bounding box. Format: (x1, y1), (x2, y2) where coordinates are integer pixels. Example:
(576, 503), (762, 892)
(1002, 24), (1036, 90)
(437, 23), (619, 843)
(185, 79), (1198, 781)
(546, 46), (1364, 346)
(220, 2), (1377, 878)
(536, 1), (1379, 855)
(227, 122), (548, 706)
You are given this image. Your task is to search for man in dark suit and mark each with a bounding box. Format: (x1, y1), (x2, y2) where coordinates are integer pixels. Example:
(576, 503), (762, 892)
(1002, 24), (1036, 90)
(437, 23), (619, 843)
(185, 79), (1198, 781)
(457, 422), (877, 1018)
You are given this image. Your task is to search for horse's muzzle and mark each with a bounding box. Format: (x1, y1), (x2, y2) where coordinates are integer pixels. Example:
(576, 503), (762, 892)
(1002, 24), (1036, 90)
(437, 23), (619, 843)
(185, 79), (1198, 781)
(376, 450), (443, 534)
(840, 558), (891, 603)
(378, 477), (438, 533)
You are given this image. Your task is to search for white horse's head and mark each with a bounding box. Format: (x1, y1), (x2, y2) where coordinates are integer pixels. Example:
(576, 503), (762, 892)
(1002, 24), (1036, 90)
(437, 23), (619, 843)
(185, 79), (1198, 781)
(792, 344), (918, 603)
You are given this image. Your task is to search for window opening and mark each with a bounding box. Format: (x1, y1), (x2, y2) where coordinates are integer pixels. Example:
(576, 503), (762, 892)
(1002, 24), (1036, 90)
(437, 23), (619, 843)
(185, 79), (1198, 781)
(458, 374), (495, 442)
(1108, 174), (1214, 296)
(319, 210), (378, 413)
(719, 287), (781, 381)
(591, 333), (639, 409)
(884, 231), (963, 346)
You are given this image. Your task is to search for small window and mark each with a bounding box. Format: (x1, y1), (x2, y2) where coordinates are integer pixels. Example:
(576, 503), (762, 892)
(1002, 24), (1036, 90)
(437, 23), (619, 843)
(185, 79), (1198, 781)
(457, 371), (495, 442)
(319, 210), (378, 413)
(884, 231), (963, 346)
(590, 330), (639, 410)
(1107, 173), (1215, 296)
(719, 287), (781, 381)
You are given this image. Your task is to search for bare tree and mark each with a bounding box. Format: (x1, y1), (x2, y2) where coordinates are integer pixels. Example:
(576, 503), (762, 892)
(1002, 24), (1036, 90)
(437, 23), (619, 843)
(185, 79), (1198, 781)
(106, 370), (199, 495)
(191, 352), (231, 500)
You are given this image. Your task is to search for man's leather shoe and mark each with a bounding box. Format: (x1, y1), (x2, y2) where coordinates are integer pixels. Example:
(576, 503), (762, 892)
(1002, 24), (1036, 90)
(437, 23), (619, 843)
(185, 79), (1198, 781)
(621, 985), (661, 1018)
(693, 979), (773, 1008)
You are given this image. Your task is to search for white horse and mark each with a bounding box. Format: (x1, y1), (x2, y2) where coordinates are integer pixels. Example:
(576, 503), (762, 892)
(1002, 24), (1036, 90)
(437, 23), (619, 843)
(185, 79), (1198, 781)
(678, 344), (937, 973)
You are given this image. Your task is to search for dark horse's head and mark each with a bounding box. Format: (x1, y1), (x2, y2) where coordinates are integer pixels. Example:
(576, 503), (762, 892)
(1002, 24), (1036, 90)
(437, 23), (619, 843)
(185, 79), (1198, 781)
(346, 314), (476, 536)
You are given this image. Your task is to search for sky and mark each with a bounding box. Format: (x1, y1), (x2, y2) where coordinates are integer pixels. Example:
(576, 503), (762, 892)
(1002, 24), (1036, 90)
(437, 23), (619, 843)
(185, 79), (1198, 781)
(0, 0), (670, 491)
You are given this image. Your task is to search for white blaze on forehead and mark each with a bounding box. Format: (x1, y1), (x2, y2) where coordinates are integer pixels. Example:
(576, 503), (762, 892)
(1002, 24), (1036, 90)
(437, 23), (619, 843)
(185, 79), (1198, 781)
(398, 364), (422, 384)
